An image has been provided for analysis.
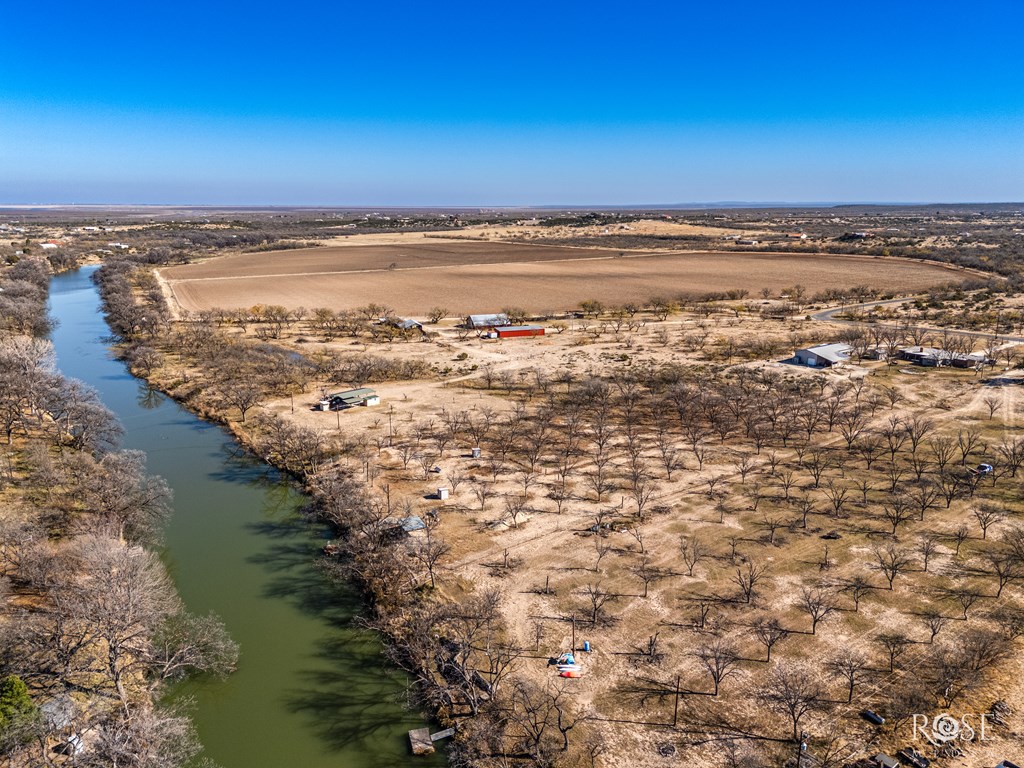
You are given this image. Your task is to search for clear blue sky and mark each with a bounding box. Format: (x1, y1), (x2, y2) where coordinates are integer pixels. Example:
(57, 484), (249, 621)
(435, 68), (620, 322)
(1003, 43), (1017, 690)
(2, 0), (1022, 206)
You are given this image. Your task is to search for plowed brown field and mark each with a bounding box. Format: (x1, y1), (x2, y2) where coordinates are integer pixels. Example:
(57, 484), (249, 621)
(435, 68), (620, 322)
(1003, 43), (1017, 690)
(161, 242), (967, 315)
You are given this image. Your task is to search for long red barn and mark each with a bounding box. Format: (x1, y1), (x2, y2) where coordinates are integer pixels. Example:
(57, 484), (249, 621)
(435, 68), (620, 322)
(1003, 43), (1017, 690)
(494, 325), (545, 338)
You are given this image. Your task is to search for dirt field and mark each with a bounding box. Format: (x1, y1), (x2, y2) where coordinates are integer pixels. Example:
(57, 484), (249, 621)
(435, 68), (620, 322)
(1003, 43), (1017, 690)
(160, 243), (966, 315)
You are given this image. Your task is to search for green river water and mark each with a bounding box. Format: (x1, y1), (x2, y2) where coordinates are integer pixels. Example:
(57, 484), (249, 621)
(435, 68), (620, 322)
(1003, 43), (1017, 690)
(48, 267), (445, 767)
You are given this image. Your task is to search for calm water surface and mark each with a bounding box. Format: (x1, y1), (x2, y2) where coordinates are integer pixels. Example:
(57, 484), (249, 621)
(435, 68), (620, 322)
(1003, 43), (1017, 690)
(48, 267), (443, 768)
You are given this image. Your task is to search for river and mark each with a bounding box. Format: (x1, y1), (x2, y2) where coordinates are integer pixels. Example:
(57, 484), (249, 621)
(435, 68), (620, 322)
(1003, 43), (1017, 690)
(48, 267), (444, 767)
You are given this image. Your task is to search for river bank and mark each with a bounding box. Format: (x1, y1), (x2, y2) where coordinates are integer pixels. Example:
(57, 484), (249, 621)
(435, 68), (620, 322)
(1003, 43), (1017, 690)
(50, 266), (444, 767)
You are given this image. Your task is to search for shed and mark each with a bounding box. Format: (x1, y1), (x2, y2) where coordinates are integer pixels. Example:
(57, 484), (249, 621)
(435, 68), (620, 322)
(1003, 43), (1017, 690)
(390, 318), (423, 331)
(320, 387), (378, 410)
(794, 343), (852, 368)
(901, 347), (994, 369)
(400, 515), (427, 533)
(495, 325), (545, 338)
(900, 346), (943, 366)
(871, 754), (899, 768)
(467, 313), (509, 329)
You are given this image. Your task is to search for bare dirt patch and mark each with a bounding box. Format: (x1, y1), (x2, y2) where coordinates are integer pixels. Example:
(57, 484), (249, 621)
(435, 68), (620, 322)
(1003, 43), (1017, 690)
(161, 244), (965, 315)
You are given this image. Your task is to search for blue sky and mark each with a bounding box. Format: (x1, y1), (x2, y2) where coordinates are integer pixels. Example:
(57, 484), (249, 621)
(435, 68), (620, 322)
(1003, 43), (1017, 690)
(1, 1), (1022, 205)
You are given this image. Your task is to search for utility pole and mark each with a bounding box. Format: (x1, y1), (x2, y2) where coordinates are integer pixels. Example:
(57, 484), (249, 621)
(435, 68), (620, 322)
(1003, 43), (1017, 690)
(672, 674), (681, 727)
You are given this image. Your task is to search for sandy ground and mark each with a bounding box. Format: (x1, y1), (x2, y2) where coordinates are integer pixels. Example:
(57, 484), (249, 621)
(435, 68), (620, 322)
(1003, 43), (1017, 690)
(218, 306), (1024, 768)
(160, 246), (964, 315)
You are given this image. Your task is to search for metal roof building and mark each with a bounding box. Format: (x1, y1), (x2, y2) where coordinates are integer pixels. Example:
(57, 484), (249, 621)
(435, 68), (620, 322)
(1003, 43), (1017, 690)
(794, 343), (853, 367)
(319, 388), (380, 410)
(494, 325), (545, 338)
(467, 313), (509, 329)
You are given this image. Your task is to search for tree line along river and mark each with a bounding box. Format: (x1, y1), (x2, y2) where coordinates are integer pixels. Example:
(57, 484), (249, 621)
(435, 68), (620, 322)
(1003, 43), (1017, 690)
(48, 266), (445, 767)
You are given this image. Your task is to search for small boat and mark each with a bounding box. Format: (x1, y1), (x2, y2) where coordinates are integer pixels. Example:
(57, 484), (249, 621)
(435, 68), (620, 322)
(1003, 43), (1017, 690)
(556, 664), (581, 672)
(559, 669), (583, 678)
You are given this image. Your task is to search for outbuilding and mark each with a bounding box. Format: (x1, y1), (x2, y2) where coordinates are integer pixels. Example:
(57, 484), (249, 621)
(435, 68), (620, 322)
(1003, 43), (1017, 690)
(389, 318), (423, 331)
(319, 387), (379, 410)
(794, 343), (852, 368)
(900, 346), (994, 368)
(494, 325), (545, 338)
(467, 313), (510, 329)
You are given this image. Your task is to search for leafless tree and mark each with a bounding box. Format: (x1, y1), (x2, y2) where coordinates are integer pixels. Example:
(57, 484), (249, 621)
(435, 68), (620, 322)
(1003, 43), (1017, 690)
(758, 660), (824, 741)
(825, 648), (870, 703)
(839, 575), (873, 612)
(956, 428), (984, 466)
(798, 586), (839, 635)
(733, 561), (767, 603)
(472, 480), (494, 512)
(751, 616), (789, 662)
(880, 494), (915, 537)
(873, 543), (913, 589)
(680, 534), (708, 577)
(582, 582), (614, 625)
(952, 587), (980, 620)
(412, 529), (451, 588)
(973, 505), (1006, 540)
(983, 394), (1001, 419)
(876, 631), (912, 672)
(951, 523), (970, 556)
(917, 535), (940, 573)
(214, 380), (264, 422)
(921, 611), (949, 644)
(630, 556), (666, 598)
(593, 538), (612, 572)
(693, 637), (740, 696)
(986, 552), (1022, 598)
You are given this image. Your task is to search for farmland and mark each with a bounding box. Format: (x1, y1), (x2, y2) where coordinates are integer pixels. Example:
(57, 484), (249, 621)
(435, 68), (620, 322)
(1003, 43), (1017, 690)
(159, 240), (968, 315)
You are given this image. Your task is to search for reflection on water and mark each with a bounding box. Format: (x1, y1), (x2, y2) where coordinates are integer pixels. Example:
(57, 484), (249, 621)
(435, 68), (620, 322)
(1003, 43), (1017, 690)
(137, 383), (167, 410)
(48, 267), (444, 768)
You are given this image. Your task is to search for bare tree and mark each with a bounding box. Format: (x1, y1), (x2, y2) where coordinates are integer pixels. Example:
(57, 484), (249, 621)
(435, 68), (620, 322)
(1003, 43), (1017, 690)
(733, 561), (767, 603)
(874, 543), (913, 589)
(214, 380), (264, 423)
(412, 529), (451, 588)
(582, 582), (614, 625)
(680, 535), (708, 577)
(630, 556), (666, 598)
(876, 632), (912, 672)
(694, 637), (740, 696)
(751, 616), (789, 662)
(840, 575), (873, 612)
(973, 505), (1006, 540)
(825, 649), (870, 703)
(880, 494), (915, 537)
(798, 586), (839, 635)
(986, 552), (1022, 598)
(917, 535), (940, 573)
(472, 480), (494, 512)
(758, 661), (824, 741)
(921, 611), (949, 644)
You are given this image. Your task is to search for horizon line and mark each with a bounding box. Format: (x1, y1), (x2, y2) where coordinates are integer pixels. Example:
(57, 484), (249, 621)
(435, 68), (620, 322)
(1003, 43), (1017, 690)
(2, 200), (1023, 211)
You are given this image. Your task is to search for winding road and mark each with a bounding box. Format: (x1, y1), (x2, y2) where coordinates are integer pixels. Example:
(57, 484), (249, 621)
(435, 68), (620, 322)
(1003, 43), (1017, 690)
(810, 297), (1024, 345)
